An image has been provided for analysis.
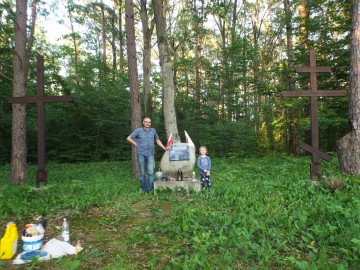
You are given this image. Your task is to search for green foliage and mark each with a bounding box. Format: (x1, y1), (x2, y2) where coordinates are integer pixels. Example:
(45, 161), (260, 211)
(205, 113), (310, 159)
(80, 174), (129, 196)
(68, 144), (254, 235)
(1, 0), (352, 163)
(0, 0), (14, 164)
(0, 157), (359, 269)
(0, 161), (134, 220)
(184, 121), (258, 158)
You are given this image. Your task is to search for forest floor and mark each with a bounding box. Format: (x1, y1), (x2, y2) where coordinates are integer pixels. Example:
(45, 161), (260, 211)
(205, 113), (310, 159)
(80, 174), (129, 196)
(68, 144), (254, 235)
(0, 157), (359, 269)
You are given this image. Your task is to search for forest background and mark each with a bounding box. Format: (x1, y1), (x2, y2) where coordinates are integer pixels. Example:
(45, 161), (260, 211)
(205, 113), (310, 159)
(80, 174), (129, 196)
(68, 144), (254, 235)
(0, 0), (352, 164)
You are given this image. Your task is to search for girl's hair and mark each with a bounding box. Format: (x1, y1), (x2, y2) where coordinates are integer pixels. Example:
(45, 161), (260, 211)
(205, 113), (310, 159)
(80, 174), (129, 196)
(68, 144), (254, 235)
(199, 146), (208, 154)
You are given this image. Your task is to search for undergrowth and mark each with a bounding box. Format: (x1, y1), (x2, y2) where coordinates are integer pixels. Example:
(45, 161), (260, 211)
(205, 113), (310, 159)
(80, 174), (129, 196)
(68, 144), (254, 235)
(0, 156), (359, 269)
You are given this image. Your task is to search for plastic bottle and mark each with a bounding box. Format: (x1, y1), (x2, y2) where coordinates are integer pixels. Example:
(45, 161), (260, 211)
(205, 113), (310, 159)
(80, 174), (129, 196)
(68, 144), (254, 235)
(75, 240), (83, 255)
(61, 218), (70, 242)
(0, 222), (18, 259)
(36, 223), (45, 235)
(192, 171), (196, 181)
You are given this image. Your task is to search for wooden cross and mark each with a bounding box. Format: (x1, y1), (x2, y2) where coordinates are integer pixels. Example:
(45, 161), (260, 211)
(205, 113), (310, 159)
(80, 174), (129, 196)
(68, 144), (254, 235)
(8, 54), (73, 187)
(282, 50), (346, 180)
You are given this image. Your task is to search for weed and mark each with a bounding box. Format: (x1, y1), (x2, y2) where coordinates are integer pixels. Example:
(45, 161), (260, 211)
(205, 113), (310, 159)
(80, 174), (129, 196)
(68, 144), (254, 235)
(0, 158), (359, 269)
(322, 175), (346, 192)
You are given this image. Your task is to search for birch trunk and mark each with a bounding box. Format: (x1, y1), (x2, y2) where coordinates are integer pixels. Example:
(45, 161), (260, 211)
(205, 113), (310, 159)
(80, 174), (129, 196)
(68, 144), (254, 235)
(152, 0), (179, 142)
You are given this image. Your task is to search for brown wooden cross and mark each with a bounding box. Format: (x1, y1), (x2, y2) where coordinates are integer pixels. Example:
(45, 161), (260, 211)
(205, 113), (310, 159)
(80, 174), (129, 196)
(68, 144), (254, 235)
(8, 54), (73, 187)
(282, 49), (346, 180)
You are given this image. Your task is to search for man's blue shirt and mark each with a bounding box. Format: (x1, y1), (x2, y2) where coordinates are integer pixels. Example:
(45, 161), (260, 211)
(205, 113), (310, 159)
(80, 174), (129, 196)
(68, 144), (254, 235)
(129, 127), (159, 156)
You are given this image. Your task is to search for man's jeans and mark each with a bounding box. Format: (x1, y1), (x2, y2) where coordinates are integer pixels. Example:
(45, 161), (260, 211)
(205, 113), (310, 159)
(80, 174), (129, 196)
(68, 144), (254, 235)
(138, 154), (155, 192)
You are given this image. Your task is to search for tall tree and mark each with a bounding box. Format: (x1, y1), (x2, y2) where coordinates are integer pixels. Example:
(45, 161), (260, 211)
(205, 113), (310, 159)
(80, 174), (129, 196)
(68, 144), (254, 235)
(11, 0), (28, 184)
(152, 0), (179, 142)
(65, 0), (80, 87)
(193, 0), (203, 106)
(140, 0), (154, 119)
(100, 0), (106, 62)
(125, 0), (142, 178)
(116, 0), (125, 72)
(337, 0), (360, 175)
(284, 0), (298, 156)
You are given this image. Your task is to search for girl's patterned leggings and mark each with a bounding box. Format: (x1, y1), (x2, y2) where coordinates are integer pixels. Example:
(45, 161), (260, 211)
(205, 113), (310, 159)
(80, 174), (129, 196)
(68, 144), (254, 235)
(200, 174), (211, 190)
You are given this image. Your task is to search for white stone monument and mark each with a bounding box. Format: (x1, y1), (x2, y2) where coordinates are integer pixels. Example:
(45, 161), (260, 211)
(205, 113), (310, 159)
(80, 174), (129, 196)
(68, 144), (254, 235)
(155, 131), (200, 192)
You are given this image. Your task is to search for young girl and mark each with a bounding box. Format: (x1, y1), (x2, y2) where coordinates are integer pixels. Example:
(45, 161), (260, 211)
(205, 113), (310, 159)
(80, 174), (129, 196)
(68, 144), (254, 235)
(197, 146), (211, 191)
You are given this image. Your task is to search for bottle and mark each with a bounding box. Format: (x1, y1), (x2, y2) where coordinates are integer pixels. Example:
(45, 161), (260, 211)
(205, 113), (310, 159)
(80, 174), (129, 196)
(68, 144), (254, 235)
(75, 240), (83, 255)
(36, 223), (45, 235)
(177, 168), (183, 181)
(192, 171), (196, 181)
(0, 222), (18, 259)
(61, 218), (70, 242)
(165, 172), (169, 181)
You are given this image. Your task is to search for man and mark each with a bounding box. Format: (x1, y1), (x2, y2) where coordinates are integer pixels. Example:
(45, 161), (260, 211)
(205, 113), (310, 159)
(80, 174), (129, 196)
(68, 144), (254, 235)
(127, 117), (168, 192)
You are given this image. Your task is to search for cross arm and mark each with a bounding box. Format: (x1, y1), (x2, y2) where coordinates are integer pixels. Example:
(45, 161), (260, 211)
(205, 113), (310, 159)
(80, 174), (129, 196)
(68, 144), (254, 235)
(8, 96), (73, 104)
(281, 90), (347, 97)
(295, 66), (332, 73)
(299, 142), (332, 161)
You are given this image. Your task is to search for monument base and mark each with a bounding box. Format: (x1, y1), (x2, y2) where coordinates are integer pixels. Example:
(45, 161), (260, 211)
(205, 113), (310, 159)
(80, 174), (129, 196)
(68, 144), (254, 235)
(154, 180), (201, 194)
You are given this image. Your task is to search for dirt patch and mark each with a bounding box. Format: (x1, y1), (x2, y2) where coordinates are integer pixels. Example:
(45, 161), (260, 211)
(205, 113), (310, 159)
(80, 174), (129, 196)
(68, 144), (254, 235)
(0, 196), (181, 269)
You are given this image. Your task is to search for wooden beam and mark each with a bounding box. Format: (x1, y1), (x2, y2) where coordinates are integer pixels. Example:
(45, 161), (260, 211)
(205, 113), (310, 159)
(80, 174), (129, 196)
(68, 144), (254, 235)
(8, 54), (73, 188)
(281, 90), (347, 97)
(295, 66), (332, 73)
(299, 142), (332, 161)
(8, 96), (72, 104)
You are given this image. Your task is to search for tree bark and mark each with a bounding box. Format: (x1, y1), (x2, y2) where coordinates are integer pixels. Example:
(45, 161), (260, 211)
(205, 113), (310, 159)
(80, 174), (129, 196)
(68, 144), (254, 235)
(299, 0), (308, 49)
(26, 0), (36, 68)
(140, 0), (154, 119)
(125, 0), (142, 179)
(337, 0), (360, 175)
(193, 0), (202, 106)
(101, 0), (106, 63)
(111, 15), (117, 79)
(118, 0), (124, 72)
(11, 0), (29, 184)
(284, 0), (298, 156)
(67, 3), (80, 87)
(152, 0), (179, 142)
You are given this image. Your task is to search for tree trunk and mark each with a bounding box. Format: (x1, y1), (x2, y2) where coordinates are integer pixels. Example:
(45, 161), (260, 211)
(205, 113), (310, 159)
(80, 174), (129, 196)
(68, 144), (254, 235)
(152, 0), (179, 142)
(284, 0), (298, 156)
(67, 4), (80, 87)
(140, 0), (154, 119)
(101, 0), (106, 63)
(337, 0), (360, 175)
(118, 0), (124, 72)
(337, 132), (360, 175)
(125, 0), (141, 179)
(111, 15), (117, 80)
(11, 0), (29, 184)
(27, 0), (36, 68)
(193, 0), (202, 106)
(299, 0), (308, 49)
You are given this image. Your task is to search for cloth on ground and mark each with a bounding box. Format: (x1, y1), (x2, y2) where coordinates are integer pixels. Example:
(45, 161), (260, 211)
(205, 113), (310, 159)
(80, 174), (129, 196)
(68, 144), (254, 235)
(13, 238), (76, 265)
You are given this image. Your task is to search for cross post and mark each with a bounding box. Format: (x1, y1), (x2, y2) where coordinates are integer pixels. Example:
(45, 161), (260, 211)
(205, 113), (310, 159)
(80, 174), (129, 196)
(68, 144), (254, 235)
(282, 50), (346, 180)
(8, 54), (73, 187)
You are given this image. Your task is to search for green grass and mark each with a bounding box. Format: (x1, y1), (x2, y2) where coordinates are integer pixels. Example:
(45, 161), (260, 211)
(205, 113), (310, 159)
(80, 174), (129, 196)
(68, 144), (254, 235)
(0, 156), (359, 269)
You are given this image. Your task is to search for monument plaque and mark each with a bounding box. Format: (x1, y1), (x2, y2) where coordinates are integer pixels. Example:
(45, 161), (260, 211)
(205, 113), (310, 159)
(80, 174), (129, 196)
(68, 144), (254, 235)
(169, 143), (190, 161)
